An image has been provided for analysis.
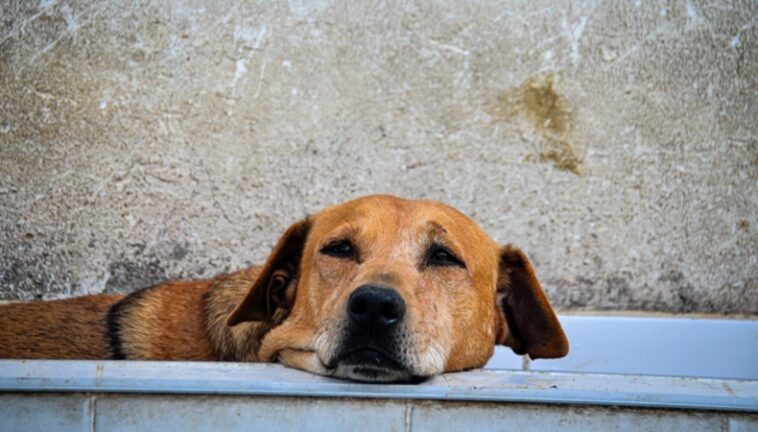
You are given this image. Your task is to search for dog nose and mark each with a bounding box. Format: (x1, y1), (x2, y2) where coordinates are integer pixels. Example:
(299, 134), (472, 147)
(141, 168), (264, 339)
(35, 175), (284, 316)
(347, 285), (406, 330)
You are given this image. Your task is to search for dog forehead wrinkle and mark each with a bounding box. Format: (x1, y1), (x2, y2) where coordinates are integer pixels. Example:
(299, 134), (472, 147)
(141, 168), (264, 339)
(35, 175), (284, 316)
(312, 196), (404, 235)
(374, 272), (398, 285)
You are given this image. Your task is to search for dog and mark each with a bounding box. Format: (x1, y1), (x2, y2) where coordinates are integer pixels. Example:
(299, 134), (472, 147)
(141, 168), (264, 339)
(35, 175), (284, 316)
(0, 195), (568, 382)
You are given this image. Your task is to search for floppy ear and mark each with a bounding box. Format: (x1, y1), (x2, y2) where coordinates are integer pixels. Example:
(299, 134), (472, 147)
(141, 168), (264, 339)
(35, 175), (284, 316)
(495, 245), (569, 359)
(226, 219), (311, 326)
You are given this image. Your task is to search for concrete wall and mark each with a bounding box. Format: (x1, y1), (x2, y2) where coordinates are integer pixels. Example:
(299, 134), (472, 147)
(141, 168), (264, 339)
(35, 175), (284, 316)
(1, 1), (755, 314)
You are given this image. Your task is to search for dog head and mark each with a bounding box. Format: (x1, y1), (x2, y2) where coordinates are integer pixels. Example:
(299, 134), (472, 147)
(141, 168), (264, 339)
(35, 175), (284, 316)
(227, 195), (568, 382)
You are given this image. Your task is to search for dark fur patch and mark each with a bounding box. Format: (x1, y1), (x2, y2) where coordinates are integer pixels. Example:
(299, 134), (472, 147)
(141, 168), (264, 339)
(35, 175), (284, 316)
(106, 285), (157, 360)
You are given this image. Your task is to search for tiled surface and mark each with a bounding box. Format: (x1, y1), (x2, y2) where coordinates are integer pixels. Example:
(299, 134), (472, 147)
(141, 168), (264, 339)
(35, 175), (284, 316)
(729, 417), (758, 432)
(95, 395), (407, 432)
(486, 315), (758, 380)
(0, 394), (91, 432)
(1, 393), (756, 432)
(411, 402), (724, 432)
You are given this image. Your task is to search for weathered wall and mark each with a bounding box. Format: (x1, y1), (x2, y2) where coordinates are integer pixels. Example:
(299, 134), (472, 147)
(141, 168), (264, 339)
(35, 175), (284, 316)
(1, 1), (756, 314)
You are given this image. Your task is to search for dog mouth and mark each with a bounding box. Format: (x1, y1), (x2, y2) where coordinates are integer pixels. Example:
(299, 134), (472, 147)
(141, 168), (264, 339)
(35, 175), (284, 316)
(327, 346), (414, 383)
(340, 347), (403, 368)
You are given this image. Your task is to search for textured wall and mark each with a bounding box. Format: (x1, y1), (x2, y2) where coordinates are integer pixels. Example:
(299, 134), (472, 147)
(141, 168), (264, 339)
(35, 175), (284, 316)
(1, 1), (756, 314)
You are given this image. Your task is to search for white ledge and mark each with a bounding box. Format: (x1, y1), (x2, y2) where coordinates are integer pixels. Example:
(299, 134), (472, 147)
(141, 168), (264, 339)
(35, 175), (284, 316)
(1, 360), (756, 413)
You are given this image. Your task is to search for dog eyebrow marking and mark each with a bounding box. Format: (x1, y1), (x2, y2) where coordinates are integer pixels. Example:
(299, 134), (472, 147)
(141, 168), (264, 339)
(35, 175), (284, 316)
(418, 221), (468, 269)
(424, 222), (460, 253)
(426, 221), (448, 236)
(321, 224), (360, 246)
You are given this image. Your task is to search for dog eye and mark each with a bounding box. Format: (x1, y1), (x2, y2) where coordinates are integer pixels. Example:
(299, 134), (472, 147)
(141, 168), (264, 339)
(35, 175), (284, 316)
(320, 240), (356, 259)
(427, 244), (465, 268)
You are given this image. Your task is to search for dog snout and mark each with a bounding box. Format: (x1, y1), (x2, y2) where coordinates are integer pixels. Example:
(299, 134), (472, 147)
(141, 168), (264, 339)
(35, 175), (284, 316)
(347, 285), (406, 330)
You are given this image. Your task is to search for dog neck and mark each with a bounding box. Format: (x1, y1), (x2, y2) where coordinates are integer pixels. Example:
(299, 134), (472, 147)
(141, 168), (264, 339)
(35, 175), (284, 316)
(108, 267), (281, 362)
(204, 267), (286, 362)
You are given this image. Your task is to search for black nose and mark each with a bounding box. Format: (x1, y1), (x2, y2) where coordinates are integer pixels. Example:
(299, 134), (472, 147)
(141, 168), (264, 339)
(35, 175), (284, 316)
(347, 285), (406, 330)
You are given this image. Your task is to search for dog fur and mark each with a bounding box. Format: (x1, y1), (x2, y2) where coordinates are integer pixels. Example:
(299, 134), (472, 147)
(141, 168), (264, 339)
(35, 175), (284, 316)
(0, 195), (568, 382)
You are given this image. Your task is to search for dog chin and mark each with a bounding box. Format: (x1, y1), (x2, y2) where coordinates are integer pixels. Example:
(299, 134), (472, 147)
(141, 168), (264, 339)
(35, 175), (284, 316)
(332, 364), (413, 383)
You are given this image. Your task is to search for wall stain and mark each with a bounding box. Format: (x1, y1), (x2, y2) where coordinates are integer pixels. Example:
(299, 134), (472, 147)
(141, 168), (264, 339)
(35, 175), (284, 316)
(104, 257), (168, 293)
(493, 74), (583, 175)
(172, 243), (189, 260)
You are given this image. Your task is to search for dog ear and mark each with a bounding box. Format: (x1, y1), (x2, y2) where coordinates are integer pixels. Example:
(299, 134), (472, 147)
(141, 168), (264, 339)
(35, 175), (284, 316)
(226, 219), (311, 326)
(495, 245), (569, 359)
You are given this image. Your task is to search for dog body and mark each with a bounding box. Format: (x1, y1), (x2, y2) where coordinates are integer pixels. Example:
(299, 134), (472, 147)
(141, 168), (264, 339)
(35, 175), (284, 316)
(0, 272), (267, 362)
(0, 195), (568, 382)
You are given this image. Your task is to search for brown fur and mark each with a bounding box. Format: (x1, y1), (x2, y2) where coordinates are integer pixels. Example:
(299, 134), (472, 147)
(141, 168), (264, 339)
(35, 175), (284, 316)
(0, 294), (123, 359)
(0, 195), (568, 381)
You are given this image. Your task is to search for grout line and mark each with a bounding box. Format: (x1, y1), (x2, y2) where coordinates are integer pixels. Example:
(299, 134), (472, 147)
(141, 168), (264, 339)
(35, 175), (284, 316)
(88, 394), (96, 432)
(404, 402), (414, 432)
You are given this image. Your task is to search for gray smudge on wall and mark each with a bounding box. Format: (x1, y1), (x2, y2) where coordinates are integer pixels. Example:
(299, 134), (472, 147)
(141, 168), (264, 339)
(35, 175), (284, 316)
(0, 1), (756, 313)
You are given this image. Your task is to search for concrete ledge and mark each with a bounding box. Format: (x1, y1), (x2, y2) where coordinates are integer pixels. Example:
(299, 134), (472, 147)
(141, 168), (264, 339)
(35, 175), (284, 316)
(488, 315), (758, 380)
(1, 360), (756, 413)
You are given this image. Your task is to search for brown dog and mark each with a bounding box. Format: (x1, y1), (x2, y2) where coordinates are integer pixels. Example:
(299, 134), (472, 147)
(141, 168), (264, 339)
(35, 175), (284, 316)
(0, 195), (568, 382)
